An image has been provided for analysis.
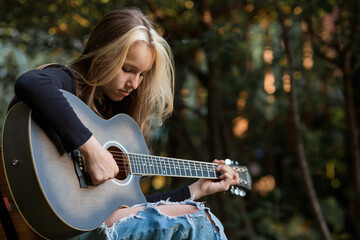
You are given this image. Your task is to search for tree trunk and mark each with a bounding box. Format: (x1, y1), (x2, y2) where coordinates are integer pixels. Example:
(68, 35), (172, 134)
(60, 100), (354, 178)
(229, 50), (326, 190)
(342, 51), (360, 239)
(219, 115), (257, 239)
(275, 2), (333, 240)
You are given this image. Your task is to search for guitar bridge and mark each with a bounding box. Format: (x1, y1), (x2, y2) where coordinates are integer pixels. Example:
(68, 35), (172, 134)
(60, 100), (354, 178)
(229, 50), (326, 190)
(71, 150), (89, 188)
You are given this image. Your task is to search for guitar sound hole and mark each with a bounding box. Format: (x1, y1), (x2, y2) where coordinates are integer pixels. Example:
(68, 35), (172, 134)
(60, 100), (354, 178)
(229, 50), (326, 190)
(107, 146), (129, 181)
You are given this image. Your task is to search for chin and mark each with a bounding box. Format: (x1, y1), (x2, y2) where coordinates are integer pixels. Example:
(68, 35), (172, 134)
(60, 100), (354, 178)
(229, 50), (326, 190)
(115, 97), (125, 102)
(108, 95), (125, 102)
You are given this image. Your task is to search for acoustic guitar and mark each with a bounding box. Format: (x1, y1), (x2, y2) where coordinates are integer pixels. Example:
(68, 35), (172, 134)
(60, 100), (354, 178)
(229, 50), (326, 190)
(1, 90), (251, 239)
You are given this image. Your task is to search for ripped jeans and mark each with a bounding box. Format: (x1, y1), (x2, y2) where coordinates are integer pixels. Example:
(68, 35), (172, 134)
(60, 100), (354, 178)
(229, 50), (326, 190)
(71, 199), (227, 240)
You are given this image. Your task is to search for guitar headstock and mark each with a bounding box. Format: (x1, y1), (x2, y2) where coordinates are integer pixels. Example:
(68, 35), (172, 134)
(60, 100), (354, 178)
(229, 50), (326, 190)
(225, 159), (252, 197)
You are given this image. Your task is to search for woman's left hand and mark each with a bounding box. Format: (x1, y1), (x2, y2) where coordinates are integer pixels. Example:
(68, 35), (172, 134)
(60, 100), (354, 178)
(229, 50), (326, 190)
(188, 159), (240, 200)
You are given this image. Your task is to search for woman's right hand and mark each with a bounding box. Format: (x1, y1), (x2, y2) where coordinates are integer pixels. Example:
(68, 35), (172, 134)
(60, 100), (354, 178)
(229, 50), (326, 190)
(78, 135), (119, 185)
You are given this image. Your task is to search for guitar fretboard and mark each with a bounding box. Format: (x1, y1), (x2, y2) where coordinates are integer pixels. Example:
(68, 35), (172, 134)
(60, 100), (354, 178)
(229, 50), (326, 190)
(128, 153), (218, 179)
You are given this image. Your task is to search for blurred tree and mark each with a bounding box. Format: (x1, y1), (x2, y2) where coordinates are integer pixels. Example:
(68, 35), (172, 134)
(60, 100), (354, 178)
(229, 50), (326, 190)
(1, 0), (359, 239)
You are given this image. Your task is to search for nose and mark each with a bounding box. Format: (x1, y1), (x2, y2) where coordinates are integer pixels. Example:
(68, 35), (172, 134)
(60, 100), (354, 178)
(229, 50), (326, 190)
(126, 74), (141, 90)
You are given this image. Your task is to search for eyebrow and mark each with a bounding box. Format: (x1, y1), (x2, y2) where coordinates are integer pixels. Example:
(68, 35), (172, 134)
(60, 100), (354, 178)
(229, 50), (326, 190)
(123, 63), (152, 73)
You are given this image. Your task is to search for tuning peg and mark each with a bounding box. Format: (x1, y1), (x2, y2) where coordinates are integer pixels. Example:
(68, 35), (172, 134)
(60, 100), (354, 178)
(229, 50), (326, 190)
(230, 186), (246, 197)
(224, 159), (233, 165)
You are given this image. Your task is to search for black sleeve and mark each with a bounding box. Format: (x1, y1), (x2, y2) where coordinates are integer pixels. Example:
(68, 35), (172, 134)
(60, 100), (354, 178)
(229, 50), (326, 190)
(14, 67), (92, 152)
(145, 186), (191, 203)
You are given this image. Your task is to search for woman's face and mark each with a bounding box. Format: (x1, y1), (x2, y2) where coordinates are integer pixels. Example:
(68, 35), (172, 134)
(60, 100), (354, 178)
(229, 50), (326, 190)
(101, 41), (155, 101)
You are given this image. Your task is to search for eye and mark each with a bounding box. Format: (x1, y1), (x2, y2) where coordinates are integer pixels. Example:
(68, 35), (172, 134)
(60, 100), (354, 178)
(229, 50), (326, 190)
(122, 67), (131, 73)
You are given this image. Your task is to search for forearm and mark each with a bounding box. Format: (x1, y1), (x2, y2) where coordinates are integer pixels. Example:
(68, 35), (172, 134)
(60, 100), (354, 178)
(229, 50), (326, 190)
(15, 67), (92, 152)
(188, 180), (206, 200)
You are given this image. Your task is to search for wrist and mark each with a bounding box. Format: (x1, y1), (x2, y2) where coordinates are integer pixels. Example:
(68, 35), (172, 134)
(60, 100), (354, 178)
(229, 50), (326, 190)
(78, 135), (96, 158)
(188, 180), (204, 200)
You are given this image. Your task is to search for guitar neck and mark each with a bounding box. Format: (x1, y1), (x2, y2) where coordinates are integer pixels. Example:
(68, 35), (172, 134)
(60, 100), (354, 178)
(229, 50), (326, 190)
(127, 153), (218, 179)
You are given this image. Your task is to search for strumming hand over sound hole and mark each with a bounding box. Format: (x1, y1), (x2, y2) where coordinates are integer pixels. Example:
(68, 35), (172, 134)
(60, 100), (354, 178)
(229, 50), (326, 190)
(107, 146), (129, 180)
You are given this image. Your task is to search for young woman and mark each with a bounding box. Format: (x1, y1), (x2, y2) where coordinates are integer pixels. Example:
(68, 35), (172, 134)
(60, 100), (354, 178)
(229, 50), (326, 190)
(13, 7), (239, 240)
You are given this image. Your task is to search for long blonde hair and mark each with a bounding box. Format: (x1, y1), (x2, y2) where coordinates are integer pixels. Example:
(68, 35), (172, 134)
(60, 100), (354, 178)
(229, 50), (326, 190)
(68, 8), (174, 140)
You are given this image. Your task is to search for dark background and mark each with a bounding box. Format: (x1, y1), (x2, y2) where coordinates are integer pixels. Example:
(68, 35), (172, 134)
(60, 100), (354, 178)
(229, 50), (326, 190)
(1, 0), (360, 239)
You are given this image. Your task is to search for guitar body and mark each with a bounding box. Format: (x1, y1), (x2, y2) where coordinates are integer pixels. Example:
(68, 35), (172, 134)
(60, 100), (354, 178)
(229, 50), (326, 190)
(1, 91), (147, 239)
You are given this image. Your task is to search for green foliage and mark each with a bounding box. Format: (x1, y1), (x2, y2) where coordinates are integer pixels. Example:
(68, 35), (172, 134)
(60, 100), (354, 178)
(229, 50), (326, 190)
(1, 0), (359, 239)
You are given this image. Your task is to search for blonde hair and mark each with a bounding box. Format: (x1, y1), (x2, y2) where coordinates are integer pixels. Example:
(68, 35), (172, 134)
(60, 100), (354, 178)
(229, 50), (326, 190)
(68, 8), (174, 140)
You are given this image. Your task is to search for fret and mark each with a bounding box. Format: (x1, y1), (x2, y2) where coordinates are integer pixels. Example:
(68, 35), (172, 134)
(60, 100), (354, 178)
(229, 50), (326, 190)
(188, 162), (196, 177)
(130, 154), (136, 174)
(164, 157), (169, 175)
(129, 154), (136, 174)
(164, 158), (173, 176)
(141, 154), (147, 174)
(202, 162), (209, 178)
(153, 156), (159, 175)
(165, 157), (170, 175)
(186, 161), (191, 176)
(173, 158), (180, 176)
(148, 156), (154, 175)
(195, 162), (203, 177)
(148, 155), (153, 175)
(149, 156), (153, 174)
(157, 157), (161, 174)
(179, 159), (185, 176)
(144, 155), (150, 175)
(169, 158), (175, 176)
(164, 157), (170, 176)
(158, 157), (163, 175)
(159, 157), (166, 175)
(132, 154), (138, 174)
(136, 155), (141, 174)
(209, 164), (217, 178)
(138, 155), (144, 174)
(127, 153), (132, 173)
(157, 156), (162, 175)
(169, 158), (173, 176)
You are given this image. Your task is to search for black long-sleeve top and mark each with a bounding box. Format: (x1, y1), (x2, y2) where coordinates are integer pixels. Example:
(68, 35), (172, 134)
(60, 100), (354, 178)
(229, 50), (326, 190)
(13, 64), (190, 202)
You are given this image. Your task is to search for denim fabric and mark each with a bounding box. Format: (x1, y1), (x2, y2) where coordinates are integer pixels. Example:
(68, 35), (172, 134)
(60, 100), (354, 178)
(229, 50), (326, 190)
(71, 199), (227, 240)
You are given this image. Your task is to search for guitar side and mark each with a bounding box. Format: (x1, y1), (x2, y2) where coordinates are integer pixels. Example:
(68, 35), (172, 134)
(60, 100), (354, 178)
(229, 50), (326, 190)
(1, 91), (147, 239)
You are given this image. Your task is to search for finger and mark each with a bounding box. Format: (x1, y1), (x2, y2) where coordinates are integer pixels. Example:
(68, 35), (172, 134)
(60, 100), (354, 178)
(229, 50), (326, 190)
(90, 175), (101, 185)
(219, 173), (233, 190)
(219, 171), (232, 180)
(213, 159), (225, 164)
(222, 164), (238, 177)
(217, 162), (228, 171)
(214, 160), (224, 165)
(218, 164), (233, 174)
(219, 168), (239, 186)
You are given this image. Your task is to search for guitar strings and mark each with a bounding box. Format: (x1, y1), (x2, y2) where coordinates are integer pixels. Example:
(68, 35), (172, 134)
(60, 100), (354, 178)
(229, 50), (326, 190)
(108, 150), (219, 169)
(111, 157), (219, 173)
(85, 156), (218, 178)
(104, 150), (246, 181)
(110, 155), (219, 176)
(80, 150), (245, 182)
(111, 160), (218, 173)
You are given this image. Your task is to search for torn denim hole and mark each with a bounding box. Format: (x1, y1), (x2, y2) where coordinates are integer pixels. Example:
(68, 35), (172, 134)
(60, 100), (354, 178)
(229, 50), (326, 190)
(139, 198), (225, 239)
(100, 212), (146, 238)
(99, 198), (226, 240)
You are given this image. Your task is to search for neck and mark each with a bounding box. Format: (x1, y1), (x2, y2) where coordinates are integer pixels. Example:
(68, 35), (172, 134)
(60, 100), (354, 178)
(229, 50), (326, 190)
(127, 153), (218, 179)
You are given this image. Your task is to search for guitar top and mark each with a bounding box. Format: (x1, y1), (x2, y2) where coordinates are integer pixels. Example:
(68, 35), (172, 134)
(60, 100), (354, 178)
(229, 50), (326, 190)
(1, 90), (251, 239)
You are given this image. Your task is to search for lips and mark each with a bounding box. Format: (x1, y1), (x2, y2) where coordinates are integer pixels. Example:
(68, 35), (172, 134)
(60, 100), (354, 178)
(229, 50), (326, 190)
(119, 90), (130, 96)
